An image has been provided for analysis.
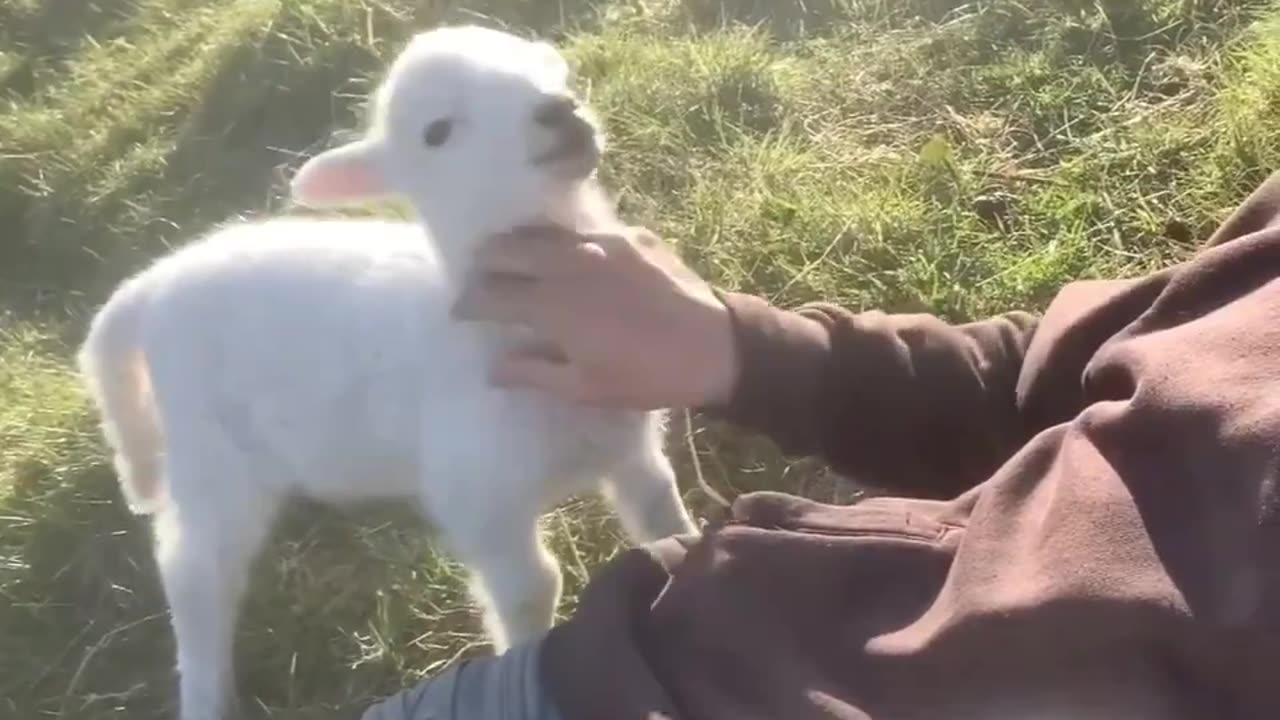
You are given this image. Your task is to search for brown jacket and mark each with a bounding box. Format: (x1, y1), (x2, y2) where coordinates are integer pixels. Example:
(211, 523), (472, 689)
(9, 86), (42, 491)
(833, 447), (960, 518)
(540, 172), (1280, 720)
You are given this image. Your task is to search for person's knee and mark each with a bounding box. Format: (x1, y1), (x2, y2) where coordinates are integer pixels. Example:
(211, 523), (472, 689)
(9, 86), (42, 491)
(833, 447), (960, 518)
(360, 638), (561, 720)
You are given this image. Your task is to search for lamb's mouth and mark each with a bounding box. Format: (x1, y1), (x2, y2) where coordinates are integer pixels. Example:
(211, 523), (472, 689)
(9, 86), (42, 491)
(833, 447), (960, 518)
(534, 142), (599, 178)
(532, 119), (601, 178)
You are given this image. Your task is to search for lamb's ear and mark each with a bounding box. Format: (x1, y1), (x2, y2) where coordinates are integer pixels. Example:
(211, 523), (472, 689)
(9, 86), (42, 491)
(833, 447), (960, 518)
(290, 140), (390, 208)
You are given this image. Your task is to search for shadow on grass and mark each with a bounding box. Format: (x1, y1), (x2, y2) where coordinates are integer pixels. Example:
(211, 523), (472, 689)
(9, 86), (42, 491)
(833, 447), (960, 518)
(0, 448), (486, 719)
(0, 26), (383, 332)
(0, 449), (174, 719)
(0, 0), (141, 98)
(672, 0), (1269, 61)
(0, 0), (621, 332)
(430, 0), (617, 40)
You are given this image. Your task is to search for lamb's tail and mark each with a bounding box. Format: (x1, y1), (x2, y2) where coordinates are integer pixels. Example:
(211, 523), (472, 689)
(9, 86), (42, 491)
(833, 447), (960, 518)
(77, 277), (166, 515)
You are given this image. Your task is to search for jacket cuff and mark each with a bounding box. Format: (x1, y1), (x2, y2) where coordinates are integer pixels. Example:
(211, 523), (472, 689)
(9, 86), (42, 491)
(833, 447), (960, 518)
(704, 290), (832, 447)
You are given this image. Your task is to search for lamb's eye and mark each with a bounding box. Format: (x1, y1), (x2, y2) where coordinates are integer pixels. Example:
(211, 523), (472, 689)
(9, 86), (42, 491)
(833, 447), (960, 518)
(423, 119), (453, 147)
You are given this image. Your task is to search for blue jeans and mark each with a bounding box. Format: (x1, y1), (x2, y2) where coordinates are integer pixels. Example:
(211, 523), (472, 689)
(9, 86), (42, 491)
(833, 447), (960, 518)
(360, 638), (562, 720)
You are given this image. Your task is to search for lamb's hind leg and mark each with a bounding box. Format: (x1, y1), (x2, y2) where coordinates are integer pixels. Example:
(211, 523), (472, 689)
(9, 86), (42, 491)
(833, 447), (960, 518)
(437, 505), (562, 653)
(603, 442), (698, 545)
(153, 449), (280, 720)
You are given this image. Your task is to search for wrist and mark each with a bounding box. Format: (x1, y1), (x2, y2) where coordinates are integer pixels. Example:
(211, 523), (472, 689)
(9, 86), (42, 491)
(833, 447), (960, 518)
(699, 291), (831, 433)
(692, 291), (740, 408)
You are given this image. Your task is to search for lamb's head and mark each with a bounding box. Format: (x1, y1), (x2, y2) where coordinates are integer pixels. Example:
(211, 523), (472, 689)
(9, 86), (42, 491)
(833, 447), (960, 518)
(290, 25), (606, 241)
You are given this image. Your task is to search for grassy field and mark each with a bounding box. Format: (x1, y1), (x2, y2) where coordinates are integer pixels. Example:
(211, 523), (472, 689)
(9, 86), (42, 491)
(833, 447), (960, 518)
(2, 0), (1279, 717)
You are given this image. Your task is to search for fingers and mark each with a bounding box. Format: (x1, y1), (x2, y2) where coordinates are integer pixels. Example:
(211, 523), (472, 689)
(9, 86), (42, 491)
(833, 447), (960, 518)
(456, 225), (633, 324)
(476, 225), (610, 279)
(488, 352), (599, 405)
(451, 272), (544, 324)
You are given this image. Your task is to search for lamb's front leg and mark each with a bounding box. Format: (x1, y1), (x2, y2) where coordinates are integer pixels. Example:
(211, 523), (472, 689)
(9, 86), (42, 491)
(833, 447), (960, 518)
(603, 445), (698, 544)
(439, 508), (563, 652)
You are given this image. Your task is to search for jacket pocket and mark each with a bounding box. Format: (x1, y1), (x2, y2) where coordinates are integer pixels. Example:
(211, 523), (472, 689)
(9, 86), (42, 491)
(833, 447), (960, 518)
(730, 490), (955, 544)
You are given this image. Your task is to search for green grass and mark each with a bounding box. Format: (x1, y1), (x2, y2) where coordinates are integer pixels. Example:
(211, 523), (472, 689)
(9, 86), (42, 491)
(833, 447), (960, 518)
(2, 0), (1279, 716)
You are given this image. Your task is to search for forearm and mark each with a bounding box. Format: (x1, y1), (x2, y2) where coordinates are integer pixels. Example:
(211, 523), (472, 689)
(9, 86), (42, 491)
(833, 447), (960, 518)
(707, 291), (1039, 499)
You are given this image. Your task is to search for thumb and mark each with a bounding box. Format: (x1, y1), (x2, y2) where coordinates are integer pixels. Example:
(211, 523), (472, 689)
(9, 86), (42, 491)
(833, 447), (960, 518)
(489, 352), (600, 405)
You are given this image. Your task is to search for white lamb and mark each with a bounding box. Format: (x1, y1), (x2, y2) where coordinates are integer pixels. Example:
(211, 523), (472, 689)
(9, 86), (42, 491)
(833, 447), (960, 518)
(76, 25), (697, 720)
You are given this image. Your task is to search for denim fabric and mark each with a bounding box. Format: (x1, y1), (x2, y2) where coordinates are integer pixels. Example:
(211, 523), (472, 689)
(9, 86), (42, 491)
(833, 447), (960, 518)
(360, 638), (561, 720)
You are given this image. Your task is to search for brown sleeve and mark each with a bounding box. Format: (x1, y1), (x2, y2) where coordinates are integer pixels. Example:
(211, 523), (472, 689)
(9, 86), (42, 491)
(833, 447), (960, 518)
(706, 291), (1039, 499)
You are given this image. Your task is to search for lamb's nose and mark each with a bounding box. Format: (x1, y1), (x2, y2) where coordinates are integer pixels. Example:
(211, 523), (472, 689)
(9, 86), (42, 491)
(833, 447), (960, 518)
(534, 96), (579, 127)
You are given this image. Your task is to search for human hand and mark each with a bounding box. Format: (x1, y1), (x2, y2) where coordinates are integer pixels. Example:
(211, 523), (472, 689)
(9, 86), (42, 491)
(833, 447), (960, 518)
(451, 225), (739, 410)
